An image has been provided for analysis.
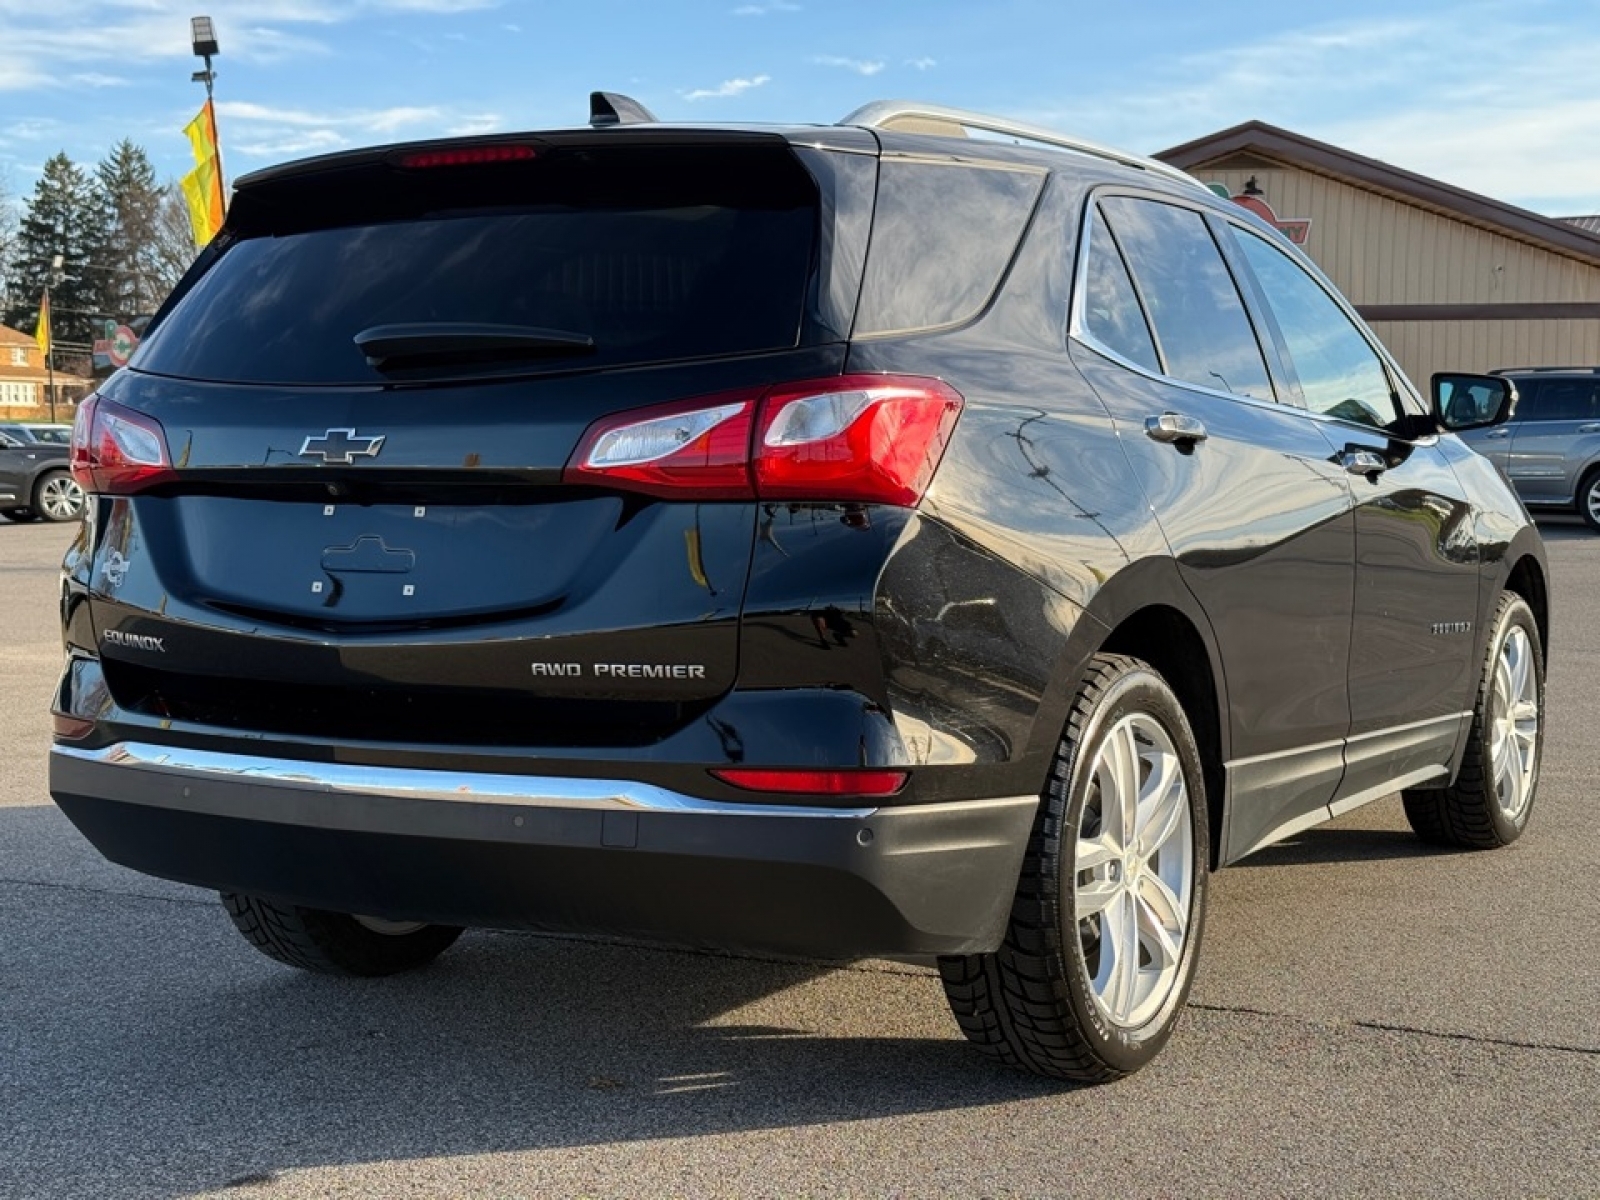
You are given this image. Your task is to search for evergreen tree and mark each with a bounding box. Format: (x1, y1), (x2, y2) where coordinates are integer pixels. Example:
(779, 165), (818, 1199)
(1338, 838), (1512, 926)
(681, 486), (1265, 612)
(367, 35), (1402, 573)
(92, 141), (170, 320)
(5, 153), (102, 346)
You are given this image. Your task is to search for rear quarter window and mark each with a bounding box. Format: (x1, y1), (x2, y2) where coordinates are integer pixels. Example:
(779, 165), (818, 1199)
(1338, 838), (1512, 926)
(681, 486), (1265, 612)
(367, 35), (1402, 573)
(855, 159), (1044, 336)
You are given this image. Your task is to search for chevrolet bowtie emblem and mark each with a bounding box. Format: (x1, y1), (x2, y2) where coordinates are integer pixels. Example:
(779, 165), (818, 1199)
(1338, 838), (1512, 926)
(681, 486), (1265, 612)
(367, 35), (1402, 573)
(299, 428), (386, 464)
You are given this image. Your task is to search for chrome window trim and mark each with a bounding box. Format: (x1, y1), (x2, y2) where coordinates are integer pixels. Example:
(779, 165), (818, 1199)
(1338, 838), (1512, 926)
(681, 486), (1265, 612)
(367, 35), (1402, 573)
(53, 742), (881, 820)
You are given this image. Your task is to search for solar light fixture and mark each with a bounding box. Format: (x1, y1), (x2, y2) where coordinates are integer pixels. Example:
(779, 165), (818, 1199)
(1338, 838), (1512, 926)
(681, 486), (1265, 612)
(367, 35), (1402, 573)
(191, 16), (219, 58)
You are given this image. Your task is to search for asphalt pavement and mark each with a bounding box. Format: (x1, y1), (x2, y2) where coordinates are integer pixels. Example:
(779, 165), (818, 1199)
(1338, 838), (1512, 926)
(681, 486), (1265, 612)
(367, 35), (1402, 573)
(2, 515), (1596, 1199)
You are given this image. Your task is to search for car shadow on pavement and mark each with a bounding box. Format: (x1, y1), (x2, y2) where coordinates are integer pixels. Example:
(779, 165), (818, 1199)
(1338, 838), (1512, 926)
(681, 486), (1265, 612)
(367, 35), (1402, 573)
(6, 884), (1069, 1199)
(1231, 823), (1460, 867)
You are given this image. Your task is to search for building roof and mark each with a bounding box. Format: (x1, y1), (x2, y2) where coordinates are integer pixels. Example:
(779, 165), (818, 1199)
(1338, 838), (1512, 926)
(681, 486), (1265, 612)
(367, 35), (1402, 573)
(1158, 120), (1600, 268)
(0, 325), (39, 348)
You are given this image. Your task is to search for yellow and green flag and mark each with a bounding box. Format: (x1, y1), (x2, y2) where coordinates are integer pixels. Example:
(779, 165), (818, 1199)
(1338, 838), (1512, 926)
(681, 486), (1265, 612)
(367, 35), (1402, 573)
(34, 290), (50, 358)
(180, 100), (226, 246)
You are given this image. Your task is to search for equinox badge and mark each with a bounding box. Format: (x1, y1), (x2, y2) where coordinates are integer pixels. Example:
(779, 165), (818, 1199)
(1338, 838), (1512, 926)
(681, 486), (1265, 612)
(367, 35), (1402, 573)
(299, 428), (386, 464)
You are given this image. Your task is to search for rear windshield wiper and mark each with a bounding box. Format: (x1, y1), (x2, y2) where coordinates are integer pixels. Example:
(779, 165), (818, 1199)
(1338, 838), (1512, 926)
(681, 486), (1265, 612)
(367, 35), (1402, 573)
(354, 323), (595, 369)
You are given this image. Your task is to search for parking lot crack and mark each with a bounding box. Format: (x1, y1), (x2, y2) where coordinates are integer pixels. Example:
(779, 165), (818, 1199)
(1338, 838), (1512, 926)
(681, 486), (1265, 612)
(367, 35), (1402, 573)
(0, 875), (214, 909)
(1192, 1002), (1599, 1056)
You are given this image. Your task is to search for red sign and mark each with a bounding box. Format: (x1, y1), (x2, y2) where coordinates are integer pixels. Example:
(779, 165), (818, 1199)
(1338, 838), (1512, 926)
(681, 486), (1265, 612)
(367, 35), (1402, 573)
(1228, 192), (1312, 246)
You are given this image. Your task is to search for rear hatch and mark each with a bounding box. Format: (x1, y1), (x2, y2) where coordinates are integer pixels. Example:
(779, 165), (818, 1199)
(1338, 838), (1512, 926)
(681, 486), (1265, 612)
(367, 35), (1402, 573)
(81, 130), (868, 746)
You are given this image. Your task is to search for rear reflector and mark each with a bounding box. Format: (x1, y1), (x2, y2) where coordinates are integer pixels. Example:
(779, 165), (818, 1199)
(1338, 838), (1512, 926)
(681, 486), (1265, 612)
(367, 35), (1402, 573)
(397, 145), (538, 169)
(71, 395), (176, 495)
(52, 713), (95, 740)
(565, 375), (963, 505)
(710, 768), (909, 797)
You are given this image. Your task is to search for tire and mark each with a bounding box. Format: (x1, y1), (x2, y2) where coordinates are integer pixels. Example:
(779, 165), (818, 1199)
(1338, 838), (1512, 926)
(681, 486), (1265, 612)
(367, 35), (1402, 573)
(1403, 592), (1543, 849)
(221, 892), (464, 976)
(1578, 465), (1600, 533)
(32, 470), (85, 522)
(939, 654), (1210, 1082)
(3, 507), (38, 522)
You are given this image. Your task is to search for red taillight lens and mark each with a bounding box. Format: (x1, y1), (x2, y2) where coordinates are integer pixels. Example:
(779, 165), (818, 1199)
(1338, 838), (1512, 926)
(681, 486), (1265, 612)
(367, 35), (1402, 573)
(710, 768), (909, 797)
(70, 396), (175, 494)
(564, 391), (758, 499)
(563, 375), (963, 505)
(755, 376), (963, 505)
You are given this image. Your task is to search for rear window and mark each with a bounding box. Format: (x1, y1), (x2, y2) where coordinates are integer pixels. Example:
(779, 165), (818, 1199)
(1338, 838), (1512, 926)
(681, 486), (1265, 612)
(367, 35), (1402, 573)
(135, 143), (820, 385)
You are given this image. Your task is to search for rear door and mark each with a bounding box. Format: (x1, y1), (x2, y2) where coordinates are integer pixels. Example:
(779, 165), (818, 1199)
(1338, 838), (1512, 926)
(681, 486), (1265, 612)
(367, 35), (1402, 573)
(1069, 192), (1357, 861)
(84, 133), (867, 747)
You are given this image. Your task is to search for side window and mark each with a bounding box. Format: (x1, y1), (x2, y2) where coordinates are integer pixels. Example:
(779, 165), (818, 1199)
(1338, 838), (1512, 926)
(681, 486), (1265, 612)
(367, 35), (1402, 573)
(1234, 228), (1400, 430)
(1525, 380), (1600, 421)
(1081, 205), (1160, 373)
(1098, 196), (1274, 401)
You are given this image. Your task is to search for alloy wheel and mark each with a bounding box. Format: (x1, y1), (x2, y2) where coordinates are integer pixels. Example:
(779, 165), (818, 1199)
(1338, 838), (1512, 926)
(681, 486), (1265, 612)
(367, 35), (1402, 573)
(39, 474), (84, 521)
(1073, 713), (1194, 1031)
(1489, 625), (1539, 822)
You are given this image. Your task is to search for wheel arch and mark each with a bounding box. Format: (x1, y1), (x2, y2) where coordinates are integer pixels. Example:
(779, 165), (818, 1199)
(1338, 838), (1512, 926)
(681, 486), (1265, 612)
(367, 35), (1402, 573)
(1068, 559), (1229, 870)
(1504, 553), (1549, 661)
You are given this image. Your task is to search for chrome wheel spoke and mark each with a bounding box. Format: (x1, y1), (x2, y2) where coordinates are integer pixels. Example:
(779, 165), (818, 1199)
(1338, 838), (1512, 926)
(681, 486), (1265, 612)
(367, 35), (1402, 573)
(1136, 751), (1185, 861)
(1134, 887), (1183, 975)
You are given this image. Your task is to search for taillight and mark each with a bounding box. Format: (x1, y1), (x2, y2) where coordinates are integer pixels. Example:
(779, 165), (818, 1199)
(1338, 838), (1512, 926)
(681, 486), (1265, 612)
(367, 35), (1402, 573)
(563, 375), (963, 505)
(710, 768), (909, 797)
(756, 377), (963, 505)
(70, 396), (175, 494)
(564, 392), (757, 499)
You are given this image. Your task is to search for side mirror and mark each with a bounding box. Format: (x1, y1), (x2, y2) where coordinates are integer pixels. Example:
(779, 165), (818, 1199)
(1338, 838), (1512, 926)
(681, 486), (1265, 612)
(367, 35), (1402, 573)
(1432, 373), (1518, 432)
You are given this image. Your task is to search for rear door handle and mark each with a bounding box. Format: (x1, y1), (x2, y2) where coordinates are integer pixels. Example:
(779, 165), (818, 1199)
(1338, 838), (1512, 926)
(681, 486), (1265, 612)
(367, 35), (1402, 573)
(1340, 449), (1388, 477)
(1145, 413), (1208, 445)
(1578, 423), (1600, 434)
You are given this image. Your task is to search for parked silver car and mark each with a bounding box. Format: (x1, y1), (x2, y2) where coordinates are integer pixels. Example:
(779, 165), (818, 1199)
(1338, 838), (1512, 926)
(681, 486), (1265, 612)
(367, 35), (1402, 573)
(1453, 367), (1600, 530)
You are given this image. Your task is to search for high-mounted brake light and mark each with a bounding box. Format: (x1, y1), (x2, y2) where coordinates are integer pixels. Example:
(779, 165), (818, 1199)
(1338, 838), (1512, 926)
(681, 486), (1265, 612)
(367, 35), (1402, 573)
(710, 768), (909, 798)
(398, 145), (538, 169)
(563, 375), (963, 506)
(71, 395), (176, 495)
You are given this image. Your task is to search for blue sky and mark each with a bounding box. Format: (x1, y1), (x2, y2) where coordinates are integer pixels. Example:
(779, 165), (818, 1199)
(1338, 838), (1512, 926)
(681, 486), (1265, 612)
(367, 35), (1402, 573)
(3, 0), (1599, 216)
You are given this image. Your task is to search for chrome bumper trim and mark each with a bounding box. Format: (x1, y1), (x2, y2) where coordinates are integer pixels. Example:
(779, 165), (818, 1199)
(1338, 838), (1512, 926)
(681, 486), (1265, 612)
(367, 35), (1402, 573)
(51, 741), (880, 820)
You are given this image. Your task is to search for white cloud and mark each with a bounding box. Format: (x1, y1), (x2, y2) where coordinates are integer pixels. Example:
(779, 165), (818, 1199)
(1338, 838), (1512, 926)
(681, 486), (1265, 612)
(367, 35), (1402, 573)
(70, 73), (131, 88)
(233, 129), (349, 157)
(217, 100), (480, 157)
(906, 56), (936, 71)
(1015, 10), (1600, 212)
(683, 74), (771, 101)
(447, 113), (503, 136)
(731, 1), (798, 13)
(812, 55), (884, 77)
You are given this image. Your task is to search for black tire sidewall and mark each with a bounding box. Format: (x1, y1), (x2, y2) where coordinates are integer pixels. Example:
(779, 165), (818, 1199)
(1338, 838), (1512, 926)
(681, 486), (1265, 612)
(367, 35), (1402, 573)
(1050, 666), (1210, 1074)
(1577, 465), (1600, 532)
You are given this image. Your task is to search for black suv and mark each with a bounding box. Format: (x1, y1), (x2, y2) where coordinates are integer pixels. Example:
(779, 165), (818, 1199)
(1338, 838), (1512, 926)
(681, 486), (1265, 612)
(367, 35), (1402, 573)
(1454, 367), (1600, 530)
(49, 97), (1549, 1082)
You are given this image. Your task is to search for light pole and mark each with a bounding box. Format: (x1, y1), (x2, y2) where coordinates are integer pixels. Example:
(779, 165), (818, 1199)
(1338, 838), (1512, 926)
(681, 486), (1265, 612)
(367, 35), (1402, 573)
(190, 16), (226, 198)
(45, 252), (62, 423)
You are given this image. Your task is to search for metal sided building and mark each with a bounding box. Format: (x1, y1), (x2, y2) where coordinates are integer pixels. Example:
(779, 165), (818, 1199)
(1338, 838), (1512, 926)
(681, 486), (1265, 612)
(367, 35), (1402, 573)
(1158, 121), (1600, 389)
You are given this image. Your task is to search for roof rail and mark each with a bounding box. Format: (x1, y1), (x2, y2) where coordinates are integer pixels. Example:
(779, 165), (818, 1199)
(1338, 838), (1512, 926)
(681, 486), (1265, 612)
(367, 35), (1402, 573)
(839, 100), (1204, 191)
(1491, 366), (1600, 375)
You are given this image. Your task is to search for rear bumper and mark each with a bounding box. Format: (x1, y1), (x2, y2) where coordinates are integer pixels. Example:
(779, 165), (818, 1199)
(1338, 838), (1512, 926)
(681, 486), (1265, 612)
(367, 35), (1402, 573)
(49, 742), (1037, 958)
